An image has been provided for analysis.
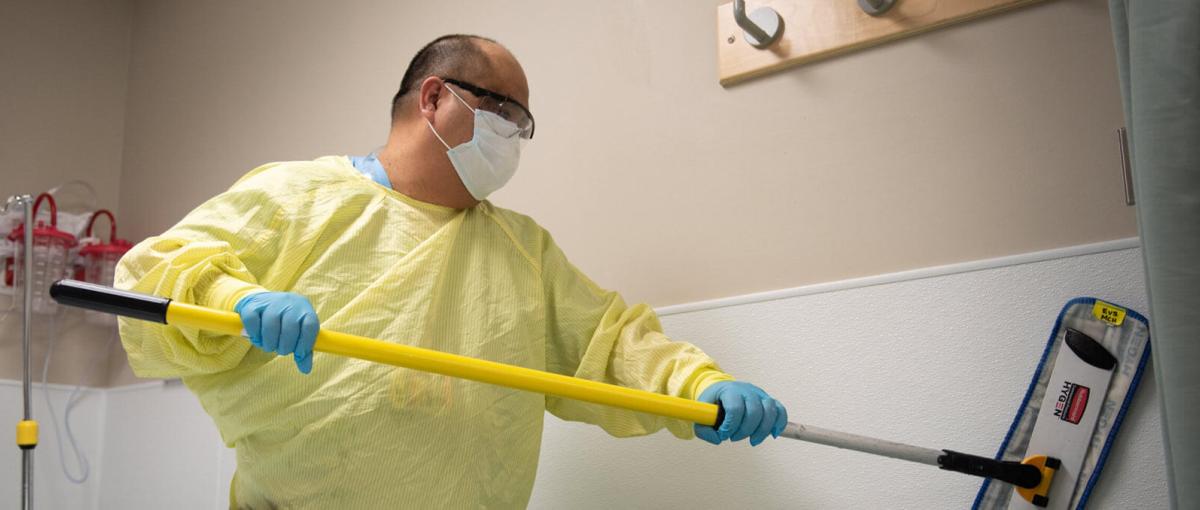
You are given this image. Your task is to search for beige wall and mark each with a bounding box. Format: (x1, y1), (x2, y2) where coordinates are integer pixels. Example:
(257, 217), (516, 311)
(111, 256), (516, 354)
(117, 0), (1134, 307)
(0, 0), (133, 385)
(7, 0), (1135, 385)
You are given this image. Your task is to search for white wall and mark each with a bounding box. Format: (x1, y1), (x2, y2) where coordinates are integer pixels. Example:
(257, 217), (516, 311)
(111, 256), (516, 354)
(531, 243), (1164, 508)
(0, 243), (1165, 509)
(97, 381), (232, 510)
(0, 381), (105, 510)
(0, 380), (232, 510)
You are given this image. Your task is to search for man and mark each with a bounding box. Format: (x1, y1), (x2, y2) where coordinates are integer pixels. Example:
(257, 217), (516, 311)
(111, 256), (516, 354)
(117, 34), (788, 509)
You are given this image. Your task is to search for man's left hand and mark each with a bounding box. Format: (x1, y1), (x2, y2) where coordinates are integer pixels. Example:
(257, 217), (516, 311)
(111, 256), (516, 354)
(694, 381), (788, 446)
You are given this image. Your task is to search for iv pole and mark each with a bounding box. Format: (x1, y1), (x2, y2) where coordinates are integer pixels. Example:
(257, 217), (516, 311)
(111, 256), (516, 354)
(6, 194), (37, 510)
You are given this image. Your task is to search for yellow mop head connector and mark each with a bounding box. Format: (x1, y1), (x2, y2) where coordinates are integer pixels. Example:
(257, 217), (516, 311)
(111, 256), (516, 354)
(1016, 455), (1061, 507)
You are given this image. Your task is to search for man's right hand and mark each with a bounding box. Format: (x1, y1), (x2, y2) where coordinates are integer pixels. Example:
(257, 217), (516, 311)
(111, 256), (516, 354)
(235, 292), (320, 374)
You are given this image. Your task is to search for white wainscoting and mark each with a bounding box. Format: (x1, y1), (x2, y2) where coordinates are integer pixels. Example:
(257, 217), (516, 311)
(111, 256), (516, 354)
(0, 241), (1165, 509)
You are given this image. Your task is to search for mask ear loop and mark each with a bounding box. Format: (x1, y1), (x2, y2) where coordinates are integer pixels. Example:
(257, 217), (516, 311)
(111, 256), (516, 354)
(426, 82), (477, 150)
(425, 118), (452, 150)
(443, 83), (476, 112)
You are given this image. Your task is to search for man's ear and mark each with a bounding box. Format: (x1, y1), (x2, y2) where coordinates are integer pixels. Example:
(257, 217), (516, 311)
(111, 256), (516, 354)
(418, 76), (443, 118)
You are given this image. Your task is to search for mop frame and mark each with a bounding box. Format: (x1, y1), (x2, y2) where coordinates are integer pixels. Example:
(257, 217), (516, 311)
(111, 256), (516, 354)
(973, 297), (1152, 510)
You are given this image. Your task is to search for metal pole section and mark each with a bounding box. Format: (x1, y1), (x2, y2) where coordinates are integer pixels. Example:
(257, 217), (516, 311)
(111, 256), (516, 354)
(20, 194), (34, 510)
(780, 422), (943, 466)
(6, 194), (35, 510)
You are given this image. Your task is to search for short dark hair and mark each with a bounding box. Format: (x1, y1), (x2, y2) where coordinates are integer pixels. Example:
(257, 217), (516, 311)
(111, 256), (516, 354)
(391, 34), (498, 121)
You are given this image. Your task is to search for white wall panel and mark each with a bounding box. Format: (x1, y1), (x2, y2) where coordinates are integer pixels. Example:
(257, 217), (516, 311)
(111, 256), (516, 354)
(0, 245), (1165, 509)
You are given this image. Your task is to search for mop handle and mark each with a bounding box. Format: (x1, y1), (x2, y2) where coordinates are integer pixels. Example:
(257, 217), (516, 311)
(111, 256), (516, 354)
(49, 280), (720, 425)
(780, 421), (1047, 490)
(48, 280), (1048, 491)
(781, 422), (942, 465)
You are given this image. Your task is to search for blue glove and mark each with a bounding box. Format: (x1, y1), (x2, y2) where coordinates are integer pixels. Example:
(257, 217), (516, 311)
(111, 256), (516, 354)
(694, 381), (788, 446)
(235, 292), (319, 374)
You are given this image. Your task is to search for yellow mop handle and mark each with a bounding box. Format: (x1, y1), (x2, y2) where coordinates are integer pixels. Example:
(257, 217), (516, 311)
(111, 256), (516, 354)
(50, 280), (720, 426)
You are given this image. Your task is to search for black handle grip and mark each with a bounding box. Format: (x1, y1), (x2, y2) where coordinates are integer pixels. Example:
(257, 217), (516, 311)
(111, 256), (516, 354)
(937, 450), (1044, 489)
(50, 279), (171, 324)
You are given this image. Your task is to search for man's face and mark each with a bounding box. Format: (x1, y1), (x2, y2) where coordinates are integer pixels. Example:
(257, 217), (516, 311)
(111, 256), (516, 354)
(432, 43), (531, 149)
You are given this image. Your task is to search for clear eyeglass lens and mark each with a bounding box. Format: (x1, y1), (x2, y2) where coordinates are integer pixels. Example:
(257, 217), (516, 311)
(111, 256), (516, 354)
(483, 114), (522, 138)
(478, 97), (532, 138)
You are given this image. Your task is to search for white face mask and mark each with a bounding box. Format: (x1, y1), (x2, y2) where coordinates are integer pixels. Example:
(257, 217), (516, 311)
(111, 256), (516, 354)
(426, 85), (523, 200)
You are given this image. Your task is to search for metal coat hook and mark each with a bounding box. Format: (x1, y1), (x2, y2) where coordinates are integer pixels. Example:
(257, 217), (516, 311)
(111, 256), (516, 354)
(734, 0), (783, 48)
(859, 0), (897, 16)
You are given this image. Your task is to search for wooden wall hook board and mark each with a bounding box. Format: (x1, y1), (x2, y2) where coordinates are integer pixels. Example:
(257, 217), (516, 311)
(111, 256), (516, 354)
(717, 0), (1051, 87)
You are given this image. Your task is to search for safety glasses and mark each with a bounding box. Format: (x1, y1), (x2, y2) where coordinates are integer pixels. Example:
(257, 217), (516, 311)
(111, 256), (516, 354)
(441, 77), (535, 140)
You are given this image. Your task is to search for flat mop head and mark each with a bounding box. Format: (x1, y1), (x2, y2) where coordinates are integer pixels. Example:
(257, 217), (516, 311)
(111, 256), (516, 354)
(973, 298), (1151, 510)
